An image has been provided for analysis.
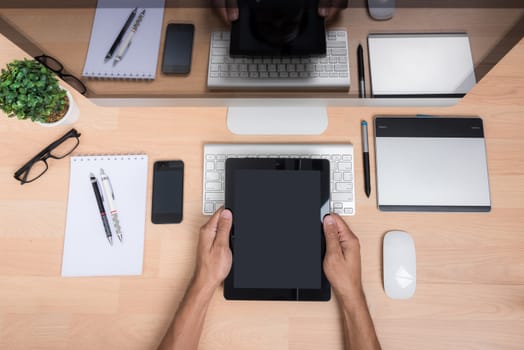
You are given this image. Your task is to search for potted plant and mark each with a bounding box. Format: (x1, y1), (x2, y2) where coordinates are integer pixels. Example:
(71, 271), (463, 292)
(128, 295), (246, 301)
(0, 58), (79, 127)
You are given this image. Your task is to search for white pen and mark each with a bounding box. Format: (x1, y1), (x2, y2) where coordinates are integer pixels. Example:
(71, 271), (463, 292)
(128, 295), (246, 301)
(113, 9), (146, 66)
(100, 168), (123, 242)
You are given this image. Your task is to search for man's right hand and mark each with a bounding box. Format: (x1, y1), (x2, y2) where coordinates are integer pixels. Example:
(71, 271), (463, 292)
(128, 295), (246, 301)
(322, 214), (364, 304)
(211, 0), (239, 24)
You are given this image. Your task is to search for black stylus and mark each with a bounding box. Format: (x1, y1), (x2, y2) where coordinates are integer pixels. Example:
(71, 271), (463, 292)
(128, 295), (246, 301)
(357, 43), (366, 98)
(361, 120), (371, 197)
(104, 7), (137, 62)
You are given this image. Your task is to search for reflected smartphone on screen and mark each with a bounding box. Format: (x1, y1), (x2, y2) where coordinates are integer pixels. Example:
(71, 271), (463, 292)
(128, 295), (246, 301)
(161, 23), (194, 74)
(152, 160), (184, 224)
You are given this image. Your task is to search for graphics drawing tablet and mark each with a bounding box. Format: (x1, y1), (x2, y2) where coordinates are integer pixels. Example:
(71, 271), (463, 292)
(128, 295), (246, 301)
(224, 158), (331, 301)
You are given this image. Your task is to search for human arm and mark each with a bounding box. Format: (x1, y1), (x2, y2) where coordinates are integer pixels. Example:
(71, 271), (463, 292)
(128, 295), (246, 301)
(211, 0), (347, 24)
(211, 0), (239, 24)
(318, 0), (348, 22)
(158, 208), (233, 350)
(323, 214), (381, 350)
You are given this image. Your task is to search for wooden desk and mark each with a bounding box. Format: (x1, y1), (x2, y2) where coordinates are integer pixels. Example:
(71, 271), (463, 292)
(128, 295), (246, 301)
(1, 31), (524, 350)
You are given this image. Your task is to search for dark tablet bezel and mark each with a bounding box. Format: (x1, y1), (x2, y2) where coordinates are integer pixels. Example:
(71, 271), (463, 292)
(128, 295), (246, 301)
(224, 158), (331, 301)
(230, 0), (327, 56)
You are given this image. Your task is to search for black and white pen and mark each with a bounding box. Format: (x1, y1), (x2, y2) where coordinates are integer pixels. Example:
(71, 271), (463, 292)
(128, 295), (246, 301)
(90, 173), (113, 245)
(113, 9), (146, 66)
(100, 168), (123, 242)
(105, 7), (137, 62)
(361, 121), (371, 197)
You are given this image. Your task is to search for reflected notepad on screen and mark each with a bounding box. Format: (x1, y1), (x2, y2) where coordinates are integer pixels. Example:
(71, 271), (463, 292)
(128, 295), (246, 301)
(82, 0), (165, 79)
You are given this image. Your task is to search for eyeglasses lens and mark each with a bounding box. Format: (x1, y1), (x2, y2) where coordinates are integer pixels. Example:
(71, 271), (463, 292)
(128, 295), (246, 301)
(61, 75), (87, 95)
(24, 160), (48, 183)
(50, 137), (79, 158)
(38, 56), (63, 72)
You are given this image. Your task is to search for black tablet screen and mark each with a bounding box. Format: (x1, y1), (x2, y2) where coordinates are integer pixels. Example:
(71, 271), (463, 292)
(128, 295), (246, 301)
(233, 169), (321, 289)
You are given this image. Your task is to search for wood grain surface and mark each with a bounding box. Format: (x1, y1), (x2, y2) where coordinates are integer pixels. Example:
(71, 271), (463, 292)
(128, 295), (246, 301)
(0, 7), (523, 350)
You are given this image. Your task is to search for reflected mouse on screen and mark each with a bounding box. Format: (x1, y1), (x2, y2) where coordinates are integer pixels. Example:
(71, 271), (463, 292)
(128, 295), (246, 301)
(383, 230), (416, 299)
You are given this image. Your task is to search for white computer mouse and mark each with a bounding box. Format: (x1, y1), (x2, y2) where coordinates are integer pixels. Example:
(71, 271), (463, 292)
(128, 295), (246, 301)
(383, 230), (416, 299)
(367, 0), (395, 20)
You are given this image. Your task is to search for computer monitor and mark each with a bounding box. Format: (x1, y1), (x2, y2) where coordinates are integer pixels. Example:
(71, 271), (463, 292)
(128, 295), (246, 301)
(3, 3), (520, 136)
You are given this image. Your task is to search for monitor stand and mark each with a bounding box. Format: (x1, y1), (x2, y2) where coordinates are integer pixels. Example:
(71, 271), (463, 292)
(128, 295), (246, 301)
(227, 106), (328, 135)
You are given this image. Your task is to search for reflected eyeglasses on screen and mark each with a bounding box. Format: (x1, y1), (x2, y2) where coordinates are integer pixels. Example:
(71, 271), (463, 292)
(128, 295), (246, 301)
(34, 55), (87, 95)
(14, 128), (82, 185)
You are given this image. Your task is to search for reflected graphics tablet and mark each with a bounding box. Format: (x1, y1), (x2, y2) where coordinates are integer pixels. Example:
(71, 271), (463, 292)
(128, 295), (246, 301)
(224, 158), (331, 301)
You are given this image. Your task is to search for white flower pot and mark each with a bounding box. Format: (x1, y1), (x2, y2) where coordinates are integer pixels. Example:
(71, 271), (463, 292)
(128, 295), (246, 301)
(36, 89), (79, 127)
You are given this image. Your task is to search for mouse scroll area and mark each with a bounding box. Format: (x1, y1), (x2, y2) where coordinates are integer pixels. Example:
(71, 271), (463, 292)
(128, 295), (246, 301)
(383, 230), (416, 299)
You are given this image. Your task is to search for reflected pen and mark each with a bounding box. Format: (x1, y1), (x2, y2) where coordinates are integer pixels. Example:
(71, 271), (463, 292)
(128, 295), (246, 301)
(357, 43), (366, 98)
(100, 168), (123, 242)
(90, 173), (113, 245)
(113, 9), (146, 66)
(105, 7), (137, 62)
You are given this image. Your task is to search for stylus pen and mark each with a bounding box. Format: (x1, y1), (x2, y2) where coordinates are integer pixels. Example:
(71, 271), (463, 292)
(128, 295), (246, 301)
(361, 121), (371, 197)
(90, 173), (113, 245)
(105, 7), (137, 62)
(357, 43), (366, 98)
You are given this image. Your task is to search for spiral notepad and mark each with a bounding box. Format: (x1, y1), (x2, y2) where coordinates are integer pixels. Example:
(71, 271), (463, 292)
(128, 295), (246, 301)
(61, 154), (148, 277)
(82, 0), (165, 79)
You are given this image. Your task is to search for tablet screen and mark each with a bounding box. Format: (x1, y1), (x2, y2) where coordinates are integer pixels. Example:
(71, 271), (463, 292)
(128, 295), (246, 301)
(233, 169), (321, 289)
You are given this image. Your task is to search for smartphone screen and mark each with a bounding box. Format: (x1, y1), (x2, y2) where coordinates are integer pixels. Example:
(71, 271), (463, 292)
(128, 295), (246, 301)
(152, 161), (184, 224)
(161, 23), (194, 74)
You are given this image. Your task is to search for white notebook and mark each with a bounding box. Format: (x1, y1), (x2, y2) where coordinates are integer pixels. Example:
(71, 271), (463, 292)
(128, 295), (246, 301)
(82, 0), (165, 79)
(62, 154), (148, 277)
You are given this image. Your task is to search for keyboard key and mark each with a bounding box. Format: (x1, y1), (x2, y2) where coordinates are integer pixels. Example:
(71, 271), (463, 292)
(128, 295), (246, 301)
(344, 208), (354, 215)
(334, 172), (342, 181)
(338, 162), (352, 171)
(206, 192), (224, 201)
(336, 182), (353, 191)
(216, 161), (225, 170)
(206, 182), (222, 191)
(204, 202), (214, 213)
(343, 172), (352, 181)
(333, 202), (343, 209)
(331, 192), (353, 202)
(213, 40), (229, 48)
(206, 172), (220, 181)
(212, 48), (228, 56)
(206, 162), (214, 170)
(210, 64), (219, 72)
(332, 48), (347, 56)
(335, 64), (348, 72)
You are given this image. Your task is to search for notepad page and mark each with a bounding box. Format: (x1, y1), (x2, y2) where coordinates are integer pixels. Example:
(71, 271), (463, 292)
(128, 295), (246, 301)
(61, 155), (148, 277)
(82, 0), (165, 79)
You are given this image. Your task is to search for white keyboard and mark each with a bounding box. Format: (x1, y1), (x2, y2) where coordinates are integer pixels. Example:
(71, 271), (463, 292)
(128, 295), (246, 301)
(207, 30), (350, 90)
(203, 143), (355, 216)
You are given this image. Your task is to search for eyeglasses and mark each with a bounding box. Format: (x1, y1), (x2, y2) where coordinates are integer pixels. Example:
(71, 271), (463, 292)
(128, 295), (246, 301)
(34, 55), (87, 95)
(14, 128), (82, 185)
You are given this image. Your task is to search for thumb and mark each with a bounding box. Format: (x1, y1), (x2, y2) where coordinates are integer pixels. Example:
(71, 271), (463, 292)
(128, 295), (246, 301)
(323, 215), (342, 256)
(214, 209), (233, 248)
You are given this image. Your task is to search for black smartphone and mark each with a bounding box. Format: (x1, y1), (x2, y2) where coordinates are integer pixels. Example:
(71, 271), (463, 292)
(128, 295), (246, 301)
(152, 160), (184, 224)
(161, 23), (194, 74)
